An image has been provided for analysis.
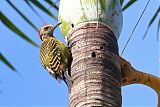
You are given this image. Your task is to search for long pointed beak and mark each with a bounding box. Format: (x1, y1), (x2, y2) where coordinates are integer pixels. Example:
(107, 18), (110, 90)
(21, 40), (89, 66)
(53, 22), (62, 29)
(49, 22), (62, 33)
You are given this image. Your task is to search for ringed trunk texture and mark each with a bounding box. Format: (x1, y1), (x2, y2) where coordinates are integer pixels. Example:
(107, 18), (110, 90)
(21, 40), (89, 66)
(68, 22), (121, 107)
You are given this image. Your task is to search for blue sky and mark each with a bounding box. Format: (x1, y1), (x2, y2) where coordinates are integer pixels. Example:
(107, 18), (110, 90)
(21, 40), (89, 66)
(0, 0), (159, 107)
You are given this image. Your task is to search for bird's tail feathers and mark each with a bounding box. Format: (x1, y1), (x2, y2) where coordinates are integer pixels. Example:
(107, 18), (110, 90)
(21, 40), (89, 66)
(63, 71), (73, 92)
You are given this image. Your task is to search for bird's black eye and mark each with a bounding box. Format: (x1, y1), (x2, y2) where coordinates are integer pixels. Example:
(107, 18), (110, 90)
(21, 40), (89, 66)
(45, 27), (49, 30)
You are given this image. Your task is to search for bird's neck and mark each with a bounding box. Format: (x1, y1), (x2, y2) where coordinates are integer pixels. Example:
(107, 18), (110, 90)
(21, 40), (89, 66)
(42, 35), (53, 41)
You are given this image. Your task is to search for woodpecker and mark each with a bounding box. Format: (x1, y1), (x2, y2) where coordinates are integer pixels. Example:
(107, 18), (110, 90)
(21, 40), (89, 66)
(39, 23), (72, 90)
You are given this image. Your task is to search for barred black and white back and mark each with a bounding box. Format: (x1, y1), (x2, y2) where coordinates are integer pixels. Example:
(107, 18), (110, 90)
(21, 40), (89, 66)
(40, 36), (63, 80)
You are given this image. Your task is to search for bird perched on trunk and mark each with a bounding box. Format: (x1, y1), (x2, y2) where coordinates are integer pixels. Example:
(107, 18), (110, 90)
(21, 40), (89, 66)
(39, 23), (72, 90)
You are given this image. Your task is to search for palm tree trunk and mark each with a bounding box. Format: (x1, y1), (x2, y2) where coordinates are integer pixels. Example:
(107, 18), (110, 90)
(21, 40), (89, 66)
(68, 22), (121, 107)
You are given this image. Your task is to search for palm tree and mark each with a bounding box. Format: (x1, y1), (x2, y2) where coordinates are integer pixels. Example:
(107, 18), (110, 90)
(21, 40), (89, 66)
(0, 0), (159, 106)
(58, 0), (159, 106)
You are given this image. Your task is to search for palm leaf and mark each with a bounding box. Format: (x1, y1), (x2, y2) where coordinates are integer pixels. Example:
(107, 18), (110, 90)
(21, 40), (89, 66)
(24, 0), (46, 24)
(122, 0), (137, 11)
(6, 0), (38, 31)
(30, 0), (57, 19)
(0, 52), (16, 71)
(45, 0), (59, 10)
(0, 11), (39, 47)
(142, 7), (160, 40)
(157, 19), (160, 41)
(120, 0), (124, 6)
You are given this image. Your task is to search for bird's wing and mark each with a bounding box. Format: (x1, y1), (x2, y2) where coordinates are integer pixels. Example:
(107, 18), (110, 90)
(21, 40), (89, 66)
(40, 37), (63, 79)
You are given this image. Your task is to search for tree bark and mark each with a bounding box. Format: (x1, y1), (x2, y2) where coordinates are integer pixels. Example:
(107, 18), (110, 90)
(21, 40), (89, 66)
(68, 22), (121, 107)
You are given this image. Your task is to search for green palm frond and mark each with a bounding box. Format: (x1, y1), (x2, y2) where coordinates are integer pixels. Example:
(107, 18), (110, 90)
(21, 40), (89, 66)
(6, 0), (38, 31)
(142, 6), (160, 40)
(120, 0), (124, 6)
(0, 11), (39, 47)
(0, 52), (16, 71)
(122, 0), (159, 40)
(157, 19), (160, 41)
(30, 0), (57, 20)
(122, 0), (137, 11)
(24, 0), (46, 24)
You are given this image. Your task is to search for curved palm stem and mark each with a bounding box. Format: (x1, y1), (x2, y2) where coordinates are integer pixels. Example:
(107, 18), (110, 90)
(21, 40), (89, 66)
(120, 57), (160, 107)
